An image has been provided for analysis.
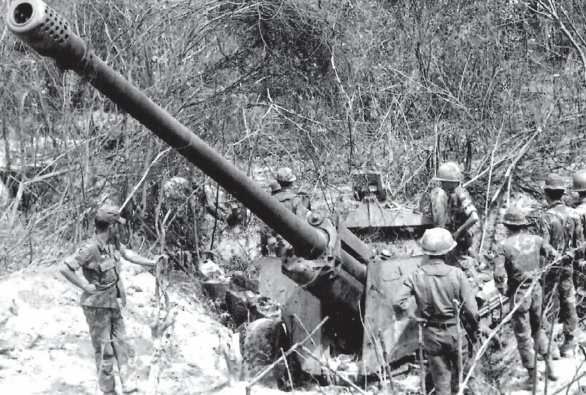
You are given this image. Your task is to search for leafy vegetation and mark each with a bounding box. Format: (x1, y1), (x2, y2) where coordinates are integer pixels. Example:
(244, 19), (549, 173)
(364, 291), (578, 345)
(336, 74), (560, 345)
(1, 0), (586, 272)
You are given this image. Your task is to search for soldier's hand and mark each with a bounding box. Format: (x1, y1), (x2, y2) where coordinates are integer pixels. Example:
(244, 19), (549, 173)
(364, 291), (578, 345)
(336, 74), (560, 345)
(118, 297), (127, 308)
(84, 284), (98, 294)
(495, 281), (508, 296)
(153, 254), (168, 267)
(452, 230), (461, 241)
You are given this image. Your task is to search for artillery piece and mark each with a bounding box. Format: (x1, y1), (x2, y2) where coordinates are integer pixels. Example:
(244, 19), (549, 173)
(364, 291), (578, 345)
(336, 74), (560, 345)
(6, 0), (435, 385)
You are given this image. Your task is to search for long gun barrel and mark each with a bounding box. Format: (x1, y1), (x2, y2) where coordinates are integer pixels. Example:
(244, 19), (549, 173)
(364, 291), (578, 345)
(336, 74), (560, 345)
(6, 0), (331, 259)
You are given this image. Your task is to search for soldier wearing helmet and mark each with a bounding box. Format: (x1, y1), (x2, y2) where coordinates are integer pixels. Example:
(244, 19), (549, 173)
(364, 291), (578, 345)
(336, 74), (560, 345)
(393, 228), (478, 395)
(260, 181), (284, 255)
(59, 202), (165, 395)
(431, 162), (479, 261)
(572, 170), (586, 294)
(261, 168), (311, 256)
(538, 173), (583, 358)
(274, 167), (311, 216)
(573, 170), (586, 225)
(493, 206), (558, 388)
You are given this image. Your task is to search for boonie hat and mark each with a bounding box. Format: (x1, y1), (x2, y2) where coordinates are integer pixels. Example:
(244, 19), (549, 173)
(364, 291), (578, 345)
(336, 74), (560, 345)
(502, 206), (529, 226)
(96, 203), (126, 224)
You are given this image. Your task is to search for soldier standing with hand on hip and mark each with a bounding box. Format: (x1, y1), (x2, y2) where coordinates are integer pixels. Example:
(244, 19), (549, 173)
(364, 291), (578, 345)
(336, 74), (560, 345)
(59, 203), (164, 395)
(393, 228), (479, 395)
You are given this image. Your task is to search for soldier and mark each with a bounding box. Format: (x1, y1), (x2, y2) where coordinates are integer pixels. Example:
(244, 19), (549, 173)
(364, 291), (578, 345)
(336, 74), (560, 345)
(274, 167), (311, 216)
(539, 173), (583, 358)
(572, 170), (586, 294)
(59, 203), (163, 395)
(431, 162), (481, 292)
(260, 181), (283, 255)
(493, 206), (558, 388)
(393, 228), (479, 395)
(431, 162), (479, 259)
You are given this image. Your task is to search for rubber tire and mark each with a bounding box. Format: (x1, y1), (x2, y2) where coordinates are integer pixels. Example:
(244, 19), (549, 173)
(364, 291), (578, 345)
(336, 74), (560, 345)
(241, 318), (289, 387)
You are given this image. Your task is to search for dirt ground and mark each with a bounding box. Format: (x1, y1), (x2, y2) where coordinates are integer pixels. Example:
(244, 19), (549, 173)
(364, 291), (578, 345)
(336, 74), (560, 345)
(2, 190), (586, 395)
(2, 261), (586, 395)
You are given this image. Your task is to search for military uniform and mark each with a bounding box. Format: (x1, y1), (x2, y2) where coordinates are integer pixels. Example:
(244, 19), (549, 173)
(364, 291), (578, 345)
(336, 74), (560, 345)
(273, 186), (310, 218)
(64, 235), (135, 394)
(393, 228), (478, 395)
(539, 200), (582, 349)
(574, 197), (586, 293)
(263, 168), (312, 256)
(493, 233), (555, 371)
(432, 185), (477, 252)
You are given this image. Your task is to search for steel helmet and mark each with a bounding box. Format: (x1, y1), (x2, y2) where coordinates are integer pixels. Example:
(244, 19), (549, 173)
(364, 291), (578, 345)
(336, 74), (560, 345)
(269, 180), (281, 193)
(420, 228), (457, 255)
(276, 167), (296, 183)
(502, 206), (529, 226)
(573, 170), (586, 192)
(544, 173), (566, 191)
(435, 162), (462, 183)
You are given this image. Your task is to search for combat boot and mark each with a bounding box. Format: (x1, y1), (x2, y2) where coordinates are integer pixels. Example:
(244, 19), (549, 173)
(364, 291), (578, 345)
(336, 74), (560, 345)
(521, 368), (540, 390)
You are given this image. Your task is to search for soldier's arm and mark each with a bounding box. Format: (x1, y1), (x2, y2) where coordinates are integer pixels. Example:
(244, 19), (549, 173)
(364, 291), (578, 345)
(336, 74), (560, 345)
(121, 247), (158, 268)
(459, 270), (479, 328)
(59, 249), (97, 293)
(453, 188), (479, 240)
(538, 214), (552, 245)
(493, 243), (508, 294)
(539, 237), (557, 260)
(392, 274), (416, 317)
(572, 212), (585, 247)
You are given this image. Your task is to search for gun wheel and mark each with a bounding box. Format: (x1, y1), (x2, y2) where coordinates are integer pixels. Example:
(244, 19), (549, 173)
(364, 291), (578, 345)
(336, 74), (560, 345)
(241, 318), (289, 387)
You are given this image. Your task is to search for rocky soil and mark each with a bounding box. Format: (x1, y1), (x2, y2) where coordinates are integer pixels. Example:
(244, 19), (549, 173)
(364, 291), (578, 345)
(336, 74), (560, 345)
(2, 190), (586, 395)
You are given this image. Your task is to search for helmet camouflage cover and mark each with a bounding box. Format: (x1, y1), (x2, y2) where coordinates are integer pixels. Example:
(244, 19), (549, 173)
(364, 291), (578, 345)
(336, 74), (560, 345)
(420, 227), (457, 255)
(435, 162), (463, 183)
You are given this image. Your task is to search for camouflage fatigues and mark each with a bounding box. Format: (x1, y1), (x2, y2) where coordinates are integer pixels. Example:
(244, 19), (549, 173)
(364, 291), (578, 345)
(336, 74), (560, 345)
(431, 186), (479, 288)
(262, 187), (311, 256)
(65, 236), (135, 394)
(393, 258), (479, 395)
(82, 306), (135, 393)
(431, 185), (477, 249)
(273, 187), (310, 217)
(538, 201), (582, 342)
(493, 233), (555, 369)
(575, 198), (586, 225)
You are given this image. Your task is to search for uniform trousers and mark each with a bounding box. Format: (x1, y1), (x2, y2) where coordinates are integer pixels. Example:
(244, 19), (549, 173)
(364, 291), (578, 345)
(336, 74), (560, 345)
(423, 324), (469, 395)
(510, 283), (549, 369)
(82, 306), (135, 394)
